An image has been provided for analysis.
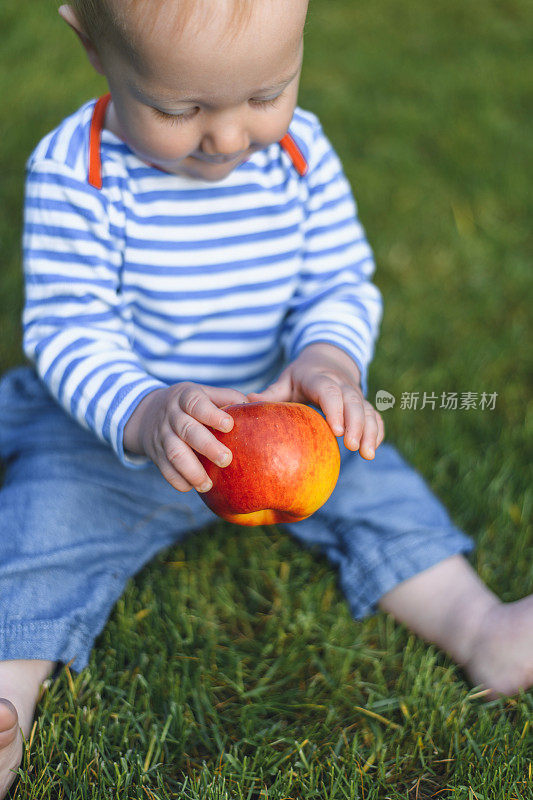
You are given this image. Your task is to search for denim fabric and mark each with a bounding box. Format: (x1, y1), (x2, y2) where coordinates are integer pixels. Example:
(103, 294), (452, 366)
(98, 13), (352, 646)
(0, 366), (474, 672)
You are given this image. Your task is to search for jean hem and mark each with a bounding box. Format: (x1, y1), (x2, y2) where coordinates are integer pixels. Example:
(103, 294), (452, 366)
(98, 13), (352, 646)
(0, 618), (93, 673)
(341, 529), (475, 621)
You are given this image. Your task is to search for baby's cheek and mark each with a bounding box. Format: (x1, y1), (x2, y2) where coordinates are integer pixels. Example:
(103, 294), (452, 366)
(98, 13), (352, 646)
(128, 119), (196, 164)
(263, 94), (301, 146)
(252, 111), (294, 149)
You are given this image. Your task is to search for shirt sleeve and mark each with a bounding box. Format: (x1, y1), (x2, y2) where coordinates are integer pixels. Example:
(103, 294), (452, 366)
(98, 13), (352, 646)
(281, 122), (383, 397)
(22, 158), (167, 467)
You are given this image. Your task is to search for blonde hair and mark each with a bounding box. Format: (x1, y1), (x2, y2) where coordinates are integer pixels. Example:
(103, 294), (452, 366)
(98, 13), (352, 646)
(70, 0), (255, 59)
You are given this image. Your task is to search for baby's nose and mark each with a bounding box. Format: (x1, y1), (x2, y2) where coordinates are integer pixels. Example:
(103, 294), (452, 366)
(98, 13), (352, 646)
(200, 121), (250, 158)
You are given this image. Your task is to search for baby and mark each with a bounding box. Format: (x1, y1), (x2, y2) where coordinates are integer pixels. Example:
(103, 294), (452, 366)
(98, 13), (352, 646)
(0, 0), (532, 795)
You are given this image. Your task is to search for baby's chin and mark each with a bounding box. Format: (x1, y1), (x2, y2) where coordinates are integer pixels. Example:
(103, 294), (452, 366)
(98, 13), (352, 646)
(143, 154), (244, 182)
(178, 157), (243, 182)
(150, 151), (256, 182)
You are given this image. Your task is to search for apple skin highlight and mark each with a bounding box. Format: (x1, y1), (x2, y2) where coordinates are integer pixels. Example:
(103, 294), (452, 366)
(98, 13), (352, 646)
(196, 401), (341, 526)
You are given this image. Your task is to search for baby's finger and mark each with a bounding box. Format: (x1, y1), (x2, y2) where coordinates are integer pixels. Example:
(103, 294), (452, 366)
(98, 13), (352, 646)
(200, 385), (249, 412)
(163, 435), (215, 492)
(159, 459), (195, 493)
(247, 369), (293, 403)
(376, 411), (385, 447)
(358, 405), (381, 460)
(178, 385), (235, 433)
(312, 377), (345, 436)
(153, 441), (195, 493)
(169, 410), (233, 469)
(341, 386), (366, 450)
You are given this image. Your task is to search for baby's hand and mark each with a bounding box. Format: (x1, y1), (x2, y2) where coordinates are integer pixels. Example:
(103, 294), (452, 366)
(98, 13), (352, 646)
(247, 343), (384, 459)
(123, 382), (248, 492)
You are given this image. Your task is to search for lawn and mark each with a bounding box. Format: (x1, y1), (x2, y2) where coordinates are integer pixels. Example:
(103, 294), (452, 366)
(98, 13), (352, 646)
(1, 0), (532, 797)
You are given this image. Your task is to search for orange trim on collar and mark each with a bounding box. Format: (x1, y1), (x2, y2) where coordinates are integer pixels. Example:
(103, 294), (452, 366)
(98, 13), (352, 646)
(279, 133), (308, 176)
(88, 93), (111, 189)
(88, 93), (308, 188)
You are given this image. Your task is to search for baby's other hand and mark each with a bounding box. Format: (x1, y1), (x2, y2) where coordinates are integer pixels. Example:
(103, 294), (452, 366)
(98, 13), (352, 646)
(123, 382), (248, 492)
(247, 343), (384, 459)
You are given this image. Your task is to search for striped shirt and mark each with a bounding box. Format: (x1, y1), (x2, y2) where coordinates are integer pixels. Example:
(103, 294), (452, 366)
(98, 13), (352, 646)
(22, 95), (383, 467)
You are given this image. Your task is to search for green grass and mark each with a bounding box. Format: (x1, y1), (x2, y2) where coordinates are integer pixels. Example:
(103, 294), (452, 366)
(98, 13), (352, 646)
(1, 0), (532, 797)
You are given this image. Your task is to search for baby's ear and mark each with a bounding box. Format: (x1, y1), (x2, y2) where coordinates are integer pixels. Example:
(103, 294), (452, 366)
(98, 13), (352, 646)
(58, 4), (106, 75)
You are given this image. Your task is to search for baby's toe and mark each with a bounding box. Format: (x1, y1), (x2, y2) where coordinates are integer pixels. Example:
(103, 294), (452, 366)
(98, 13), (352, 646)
(0, 700), (19, 749)
(0, 698), (22, 799)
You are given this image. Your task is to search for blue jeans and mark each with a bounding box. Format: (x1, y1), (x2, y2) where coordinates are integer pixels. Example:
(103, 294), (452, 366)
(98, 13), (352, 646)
(0, 366), (473, 672)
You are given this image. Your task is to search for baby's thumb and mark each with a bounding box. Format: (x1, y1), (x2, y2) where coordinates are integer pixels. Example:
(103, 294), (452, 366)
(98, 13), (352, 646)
(247, 371), (292, 403)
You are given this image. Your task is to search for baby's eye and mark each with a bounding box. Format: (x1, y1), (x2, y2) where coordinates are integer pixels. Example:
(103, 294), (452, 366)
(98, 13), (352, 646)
(250, 93), (284, 110)
(151, 106), (198, 126)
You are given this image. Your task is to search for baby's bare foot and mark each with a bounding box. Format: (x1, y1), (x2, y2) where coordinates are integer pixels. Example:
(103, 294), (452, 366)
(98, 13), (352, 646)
(0, 659), (56, 799)
(0, 699), (23, 799)
(465, 594), (533, 697)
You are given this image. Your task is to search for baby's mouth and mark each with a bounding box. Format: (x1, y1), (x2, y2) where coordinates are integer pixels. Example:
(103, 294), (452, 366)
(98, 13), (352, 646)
(192, 151), (247, 164)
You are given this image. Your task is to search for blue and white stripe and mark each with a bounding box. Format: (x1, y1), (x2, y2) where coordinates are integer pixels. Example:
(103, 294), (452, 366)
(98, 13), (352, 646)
(22, 99), (383, 466)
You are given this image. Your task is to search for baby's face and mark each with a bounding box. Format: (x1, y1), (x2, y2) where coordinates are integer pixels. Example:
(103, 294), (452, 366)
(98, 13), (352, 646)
(95, 0), (308, 181)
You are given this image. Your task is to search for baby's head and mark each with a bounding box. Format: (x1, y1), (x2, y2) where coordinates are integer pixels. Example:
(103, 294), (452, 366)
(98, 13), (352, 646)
(59, 0), (308, 181)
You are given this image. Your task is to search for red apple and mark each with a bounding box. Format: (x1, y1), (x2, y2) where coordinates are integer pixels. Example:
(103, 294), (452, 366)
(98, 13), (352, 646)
(196, 401), (341, 526)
